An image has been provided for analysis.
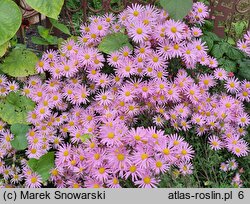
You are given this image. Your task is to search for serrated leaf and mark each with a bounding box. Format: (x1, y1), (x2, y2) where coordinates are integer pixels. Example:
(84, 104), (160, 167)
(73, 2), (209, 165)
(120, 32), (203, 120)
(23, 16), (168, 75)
(31, 36), (49, 45)
(49, 18), (71, 35)
(220, 59), (237, 72)
(10, 124), (29, 150)
(160, 0), (193, 20)
(25, 0), (64, 20)
(0, 41), (9, 57)
(227, 37), (236, 45)
(0, 0), (22, 45)
(201, 35), (214, 52)
(98, 32), (133, 54)
(238, 59), (250, 80)
(0, 48), (38, 77)
(220, 42), (230, 53)
(204, 31), (221, 42)
(0, 92), (36, 124)
(225, 47), (244, 60)
(28, 152), (55, 182)
(211, 44), (224, 59)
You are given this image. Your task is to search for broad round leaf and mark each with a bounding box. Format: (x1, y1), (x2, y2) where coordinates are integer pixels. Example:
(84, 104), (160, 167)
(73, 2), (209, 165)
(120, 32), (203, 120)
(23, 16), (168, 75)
(0, 41), (9, 57)
(0, 48), (38, 77)
(0, 92), (36, 125)
(10, 124), (30, 150)
(0, 0), (22, 45)
(28, 152), (55, 182)
(160, 0), (193, 20)
(98, 32), (133, 54)
(25, 0), (64, 20)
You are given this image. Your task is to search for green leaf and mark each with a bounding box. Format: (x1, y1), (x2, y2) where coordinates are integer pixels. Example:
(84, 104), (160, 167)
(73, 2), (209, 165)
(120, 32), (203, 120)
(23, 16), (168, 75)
(10, 124), (29, 150)
(37, 26), (58, 45)
(0, 41), (9, 57)
(211, 44), (224, 59)
(0, 92), (36, 125)
(227, 37), (236, 45)
(37, 26), (50, 39)
(49, 18), (71, 35)
(80, 133), (93, 143)
(220, 58), (237, 72)
(25, 0), (64, 20)
(28, 152), (55, 182)
(220, 42), (230, 53)
(238, 59), (250, 80)
(160, 0), (193, 20)
(0, 0), (22, 45)
(204, 31), (221, 42)
(204, 20), (214, 31)
(98, 32), (133, 54)
(31, 36), (49, 45)
(201, 35), (214, 52)
(233, 21), (247, 37)
(225, 47), (244, 60)
(0, 48), (38, 77)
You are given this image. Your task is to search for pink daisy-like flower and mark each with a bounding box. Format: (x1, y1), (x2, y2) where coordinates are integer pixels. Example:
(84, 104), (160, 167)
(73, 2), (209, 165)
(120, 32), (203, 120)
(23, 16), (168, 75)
(214, 68), (228, 80)
(134, 172), (159, 188)
(25, 172), (42, 188)
(178, 161), (193, 175)
(208, 135), (222, 150)
(225, 77), (240, 93)
(128, 21), (150, 43)
(165, 19), (185, 40)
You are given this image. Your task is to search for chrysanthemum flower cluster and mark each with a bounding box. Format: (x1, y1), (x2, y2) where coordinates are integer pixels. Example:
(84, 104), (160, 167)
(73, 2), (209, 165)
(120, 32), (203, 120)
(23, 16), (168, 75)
(0, 3), (249, 188)
(237, 30), (250, 56)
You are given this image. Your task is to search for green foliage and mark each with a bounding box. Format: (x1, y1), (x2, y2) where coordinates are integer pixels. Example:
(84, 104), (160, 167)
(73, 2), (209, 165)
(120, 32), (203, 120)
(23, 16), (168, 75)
(0, 48), (38, 77)
(32, 25), (66, 46)
(201, 29), (248, 75)
(201, 35), (214, 52)
(0, 92), (36, 125)
(238, 59), (250, 80)
(98, 32), (133, 54)
(80, 133), (93, 143)
(49, 18), (71, 35)
(10, 124), (30, 150)
(0, 41), (9, 57)
(160, 0), (193, 20)
(37, 26), (58, 45)
(0, 0), (22, 46)
(31, 37), (50, 46)
(218, 58), (237, 72)
(25, 0), (64, 20)
(28, 152), (55, 182)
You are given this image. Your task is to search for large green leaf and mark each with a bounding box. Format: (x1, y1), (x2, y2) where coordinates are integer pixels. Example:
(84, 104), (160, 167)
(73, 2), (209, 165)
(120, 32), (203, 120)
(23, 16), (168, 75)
(0, 48), (38, 77)
(211, 44), (224, 59)
(219, 58), (237, 72)
(25, 0), (64, 20)
(0, 92), (36, 125)
(225, 47), (244, 61)
(10, 124), (29, 150)
(201, 35), (214, 52)
(98, 32), (133, 54)
(160, 0), (193, 20)
(49, 18), (71, 35)
(0, 41), (9, 57)
(28, 152), (55, 182)
(238, 59), (250, 80)
(0, 0), (22, 45)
